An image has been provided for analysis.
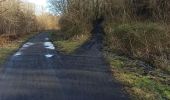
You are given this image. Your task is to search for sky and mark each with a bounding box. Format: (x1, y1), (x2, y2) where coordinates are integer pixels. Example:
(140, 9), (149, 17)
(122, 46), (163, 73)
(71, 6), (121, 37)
(26, 0), (47, 7)
(25, 0), (49, 13)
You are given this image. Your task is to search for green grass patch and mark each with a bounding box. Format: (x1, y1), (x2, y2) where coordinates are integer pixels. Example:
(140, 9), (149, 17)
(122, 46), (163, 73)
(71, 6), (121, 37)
(109, 56), (170, 100)
(52, 33), (89, 54)
(54, 40), (82, 53)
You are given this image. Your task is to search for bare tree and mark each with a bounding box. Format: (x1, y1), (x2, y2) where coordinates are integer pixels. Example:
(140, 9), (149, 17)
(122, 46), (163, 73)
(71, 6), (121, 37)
(0, 0), (39, 34)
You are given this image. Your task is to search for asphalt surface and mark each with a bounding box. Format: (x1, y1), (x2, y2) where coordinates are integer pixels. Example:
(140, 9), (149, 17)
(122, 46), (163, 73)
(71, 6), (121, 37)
(0, 32), (130, 100)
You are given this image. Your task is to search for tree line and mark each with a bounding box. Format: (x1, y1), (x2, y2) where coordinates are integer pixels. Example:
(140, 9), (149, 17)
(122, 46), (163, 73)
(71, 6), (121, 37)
(0, 0), (59, 36)
(0, 0), (38, 35)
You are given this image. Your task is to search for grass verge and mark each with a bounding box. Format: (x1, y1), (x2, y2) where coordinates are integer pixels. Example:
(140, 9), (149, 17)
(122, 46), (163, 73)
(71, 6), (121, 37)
(0, 32), (38, 65)
(106, 53), (170, 100)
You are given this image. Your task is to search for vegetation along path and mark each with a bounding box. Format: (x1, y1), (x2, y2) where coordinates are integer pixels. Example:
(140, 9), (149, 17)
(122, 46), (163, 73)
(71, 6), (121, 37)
(0, 31), (129, 100)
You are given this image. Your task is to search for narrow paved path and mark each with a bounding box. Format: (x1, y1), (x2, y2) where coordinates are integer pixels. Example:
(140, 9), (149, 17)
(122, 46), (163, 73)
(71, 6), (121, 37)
(0, 33), (129, 100)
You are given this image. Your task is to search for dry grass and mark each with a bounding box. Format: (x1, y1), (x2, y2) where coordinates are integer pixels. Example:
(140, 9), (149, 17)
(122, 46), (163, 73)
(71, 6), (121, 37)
(104, 22), (170, 72)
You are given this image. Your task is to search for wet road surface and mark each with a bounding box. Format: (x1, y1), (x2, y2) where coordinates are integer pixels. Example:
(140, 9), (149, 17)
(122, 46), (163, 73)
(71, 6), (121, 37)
(0, 33), (130, 100)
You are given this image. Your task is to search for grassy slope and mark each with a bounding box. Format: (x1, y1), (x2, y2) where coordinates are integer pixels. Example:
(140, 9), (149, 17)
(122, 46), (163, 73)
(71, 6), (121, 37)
(104, 22), (170, 72)
(104, 22), (170, 100)
(0, 32), (38, 65)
